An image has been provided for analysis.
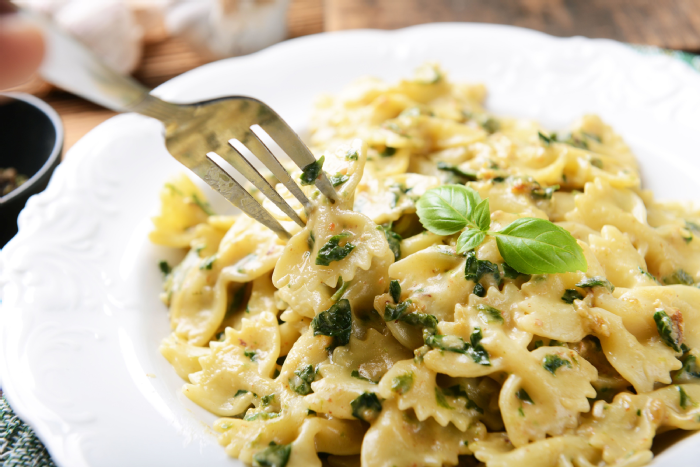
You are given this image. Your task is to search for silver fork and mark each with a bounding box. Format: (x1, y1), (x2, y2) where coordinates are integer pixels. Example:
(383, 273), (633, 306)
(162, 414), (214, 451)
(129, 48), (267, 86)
(29, 11), (336, 239)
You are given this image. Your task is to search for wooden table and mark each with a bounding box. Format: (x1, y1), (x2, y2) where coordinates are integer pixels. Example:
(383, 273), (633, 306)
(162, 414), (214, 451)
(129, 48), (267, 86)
(13, 0), (700, 155)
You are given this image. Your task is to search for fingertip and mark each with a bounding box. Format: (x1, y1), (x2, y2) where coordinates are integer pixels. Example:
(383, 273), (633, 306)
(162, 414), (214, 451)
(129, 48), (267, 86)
(0, 15), (46, 89)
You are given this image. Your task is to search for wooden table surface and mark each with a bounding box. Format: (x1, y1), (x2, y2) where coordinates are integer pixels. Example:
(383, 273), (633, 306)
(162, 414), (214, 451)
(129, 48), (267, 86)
(9, 0), (699, 155)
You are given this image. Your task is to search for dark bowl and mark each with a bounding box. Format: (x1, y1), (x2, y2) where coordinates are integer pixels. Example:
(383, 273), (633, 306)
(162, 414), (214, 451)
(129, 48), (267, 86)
(0, 93), (63, 247)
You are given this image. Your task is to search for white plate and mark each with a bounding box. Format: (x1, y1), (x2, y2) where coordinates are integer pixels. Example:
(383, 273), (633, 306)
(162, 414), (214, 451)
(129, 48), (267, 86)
(2, 23), (700, 467)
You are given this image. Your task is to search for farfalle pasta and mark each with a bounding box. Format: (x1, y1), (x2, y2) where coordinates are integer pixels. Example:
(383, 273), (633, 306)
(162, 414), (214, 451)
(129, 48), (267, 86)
(150, 65), (700, 467)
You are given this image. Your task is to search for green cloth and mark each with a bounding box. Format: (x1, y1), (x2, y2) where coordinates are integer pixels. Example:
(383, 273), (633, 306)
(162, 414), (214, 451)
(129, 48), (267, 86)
(0, 44), (696, 467)
(0, 396), (56, 467)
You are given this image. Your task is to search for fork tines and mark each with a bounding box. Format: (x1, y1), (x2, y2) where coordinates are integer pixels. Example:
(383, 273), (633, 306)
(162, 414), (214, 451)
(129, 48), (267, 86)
(201, 120), (337, 239)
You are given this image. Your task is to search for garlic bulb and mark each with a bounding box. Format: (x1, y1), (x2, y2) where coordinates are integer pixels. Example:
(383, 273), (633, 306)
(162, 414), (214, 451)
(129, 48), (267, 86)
(54, 0), (143, 74)
(165, 0), (290, 59)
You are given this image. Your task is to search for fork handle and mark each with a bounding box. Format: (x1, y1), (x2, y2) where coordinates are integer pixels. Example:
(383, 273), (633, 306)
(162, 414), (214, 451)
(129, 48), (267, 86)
(25, 11), (183, 121)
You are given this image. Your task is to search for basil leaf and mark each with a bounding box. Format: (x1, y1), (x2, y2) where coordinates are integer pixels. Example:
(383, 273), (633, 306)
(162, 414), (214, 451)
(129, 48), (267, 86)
(252, 442), (291, 467)
(493, 218), (587, 274)
(316, 232), (355, 266)
(473, 199), (491, 231)
(389, 279), (401, 303)
(502, 263), (528, 280)
(299, 155), (325, 186)
(456, 230), (485, 254)
(416, 185), (482, 235)
(351, 392), (382, 422)
(311, 299), (352, 348)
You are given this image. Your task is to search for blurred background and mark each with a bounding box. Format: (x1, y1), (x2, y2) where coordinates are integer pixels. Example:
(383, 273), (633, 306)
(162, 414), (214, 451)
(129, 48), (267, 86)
(4, 0), (700, 155)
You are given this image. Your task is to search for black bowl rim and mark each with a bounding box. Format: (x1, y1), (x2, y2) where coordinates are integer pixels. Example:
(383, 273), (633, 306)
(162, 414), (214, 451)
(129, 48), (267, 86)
(0, 92), (64, 204)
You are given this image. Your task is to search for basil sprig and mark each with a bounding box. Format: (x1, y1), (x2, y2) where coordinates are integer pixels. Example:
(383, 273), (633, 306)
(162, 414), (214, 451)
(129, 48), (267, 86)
(416, 185), (587, 275)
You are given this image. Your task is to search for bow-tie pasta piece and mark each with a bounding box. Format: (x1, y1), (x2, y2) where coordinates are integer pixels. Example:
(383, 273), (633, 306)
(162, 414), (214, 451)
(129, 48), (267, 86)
(159, 334), (210, 381)
(184, 312), (280, 416)
(475, 435), (601, 467)
(588, 225), (658, 288)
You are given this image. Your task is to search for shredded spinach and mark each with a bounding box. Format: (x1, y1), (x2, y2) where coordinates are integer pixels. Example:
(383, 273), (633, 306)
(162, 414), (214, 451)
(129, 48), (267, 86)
(399, 312), (438, 334)
(664, 269), (694, 286)
(234, 389), (249, 397)
(674, 353), (700, 381)
(289, 364), (316, 395)
(379, 224), (402, 261)
(442, 385), (483, 413)
(350, 392), (382, 422)
(465, 250), (501, 284)
(316, 233), (355, 266)
(330, 174), (349, 187)
(159, 260), (171, 275)
(576, 276), (614, 292)
(351, 370), (377, 384)
(244, 412), (280, 421)
(679, 385), (692, 409)
(380, 146), (397, 157)
(435, 387), (453, 409)
(436, 161), (478, 181)
(261, 394), (275, 406)
(531, 184), (560, 200)
(472, 282), (486, 297)
(252, 442), (291, 467)
(561, 289), (584, 304)
(200, 254), (217, 270)
(654, 310), (682, 352)
(299, 155), (325, 186)
(307, 230), (315, 250)
(244, 350), (258, 361)
(391, 372), (414, 395)
(543, 355), (572, 375)
(384, 300), (411, 321)
(330, 277), (350, 302)
(516, 388), (534, 404)
(311, 299), (352, 347)
(425, 328), (491, 366)
(389, 280), (401, 303)
(476, 304), (504, 323)
(345, 149), (358, 161)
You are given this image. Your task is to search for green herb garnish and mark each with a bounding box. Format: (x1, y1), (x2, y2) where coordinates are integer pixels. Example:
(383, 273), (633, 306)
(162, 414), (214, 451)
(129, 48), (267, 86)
(389, 279), (401, 303)
(330, 276), (350, 302)
(442, 385), (483, 413)
(416, 185), (586, 275)
(289, 364), (316, 395)
(424, 328), (491, 366)
(664, 269), (694, 286)
(384, 300), (410, 321)
(437, 161), (478, 181)
(472, 283), (486, 297)
(244, 350), (258, 361)
(639, 267), (661, 284)
(345, 149), (358, 161)
(159, 260), (171, 275)
(316, 233), (355, 266)
(654, 310), (682, 352)
(531, 184), (560, 200)
(561, 289), (584, 304)
(675, 354), (700, 382)
(380, 146), (397, 157)
(516, 388), (534, 404)
(192, 193), (214, 216)
(538, 131), (552, 145)
(200, 255), (217, 270)
(379, 224), (402, 261)
(350, 392), (382, 422)
(399, 312), (438, 334)
(679, 385), (692, 409)
(391, 372), (414, 395)
(311, 299), (352, 347)
(330, 174), (349, 187)
(234, 389), (249, 397)
(252, 442), (291, 467)
(465, 250), (501, 284)
(299, 155), (325, 186)
(543, 355), (572, 375)
(244, 412), (280, 421)
(435, 387), (453, 409)
(576, 276), (614, 292)
(307, 230), (315, 250)
(476, 304), (504, 323)
(351, 370), (377, 384)
(261, 394), (275, 406)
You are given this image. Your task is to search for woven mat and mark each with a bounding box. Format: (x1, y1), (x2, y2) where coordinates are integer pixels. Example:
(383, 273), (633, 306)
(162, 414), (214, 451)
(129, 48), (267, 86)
(0, 45), (697, 467)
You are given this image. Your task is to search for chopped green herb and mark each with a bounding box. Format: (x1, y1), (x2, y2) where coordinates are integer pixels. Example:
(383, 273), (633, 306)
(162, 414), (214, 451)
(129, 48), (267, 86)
(679, 385), (692, 409)
(200, 255), (217, 270)
(234, 389), (249, 397)
(543, 354), (572, 375)
(307, 230), (315, 250)
(379, 224), (402, 261)
(330, 276), (350, 302)
(518, 407), (525, 417)
(576, 276), (614, 292)
(252, 442), (291, 467)
(654, 310), (682, 352)
(289, 364), (316, 395)
(533, 340), (544, 349)
(476, 304), (504, 323)
(345, 149), (358, 161)
(306, 409), (317, 416)
(538, 131), (552, 145)
(351, 392), (382, 422)
(549, 339), (565, 347)
(590, 158), (604, 169)
(273, 368), (280, 378)
(442, 385), (483, 413)
(244, 412), (280, 421)
(192, 193), (214, 216)
(472, 282), (486, 297)
(436, 161), (478, 181)
(351, 370), (377, 384)
(261, 394), (275, 406)
(561, 289), (584, 304)
(425, 330), (490, 365)
(516, 388), (534, 404)
(311, 299), (352, 347)
(639, 267), (661, 284)
(316, 233), (355, 266)
(299, 155), (325, 186)
(391, 372), (414, 395)
(389, 280), (401, 303)
(637, 409), (641, 416)
(664, 269), (694, 286)
(465, 250), (501, 284)
(466, 327), (490, 365)
(244, 350), (258, 361)
(384, 300), (410, 321)
(480, 117), (500, 134)
(380, 146), (397, 157)
(435, 387), (453, 409)
(159, 260), (171, 275)
(531, 184), (560, 200)
(675, 354), (700, 381)
(330, 174), (349, 187)
(399, 312), (438, 334)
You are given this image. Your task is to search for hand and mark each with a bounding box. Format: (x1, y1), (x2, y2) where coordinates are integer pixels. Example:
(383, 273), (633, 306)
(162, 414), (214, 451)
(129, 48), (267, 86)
(0, 0), (45, 89)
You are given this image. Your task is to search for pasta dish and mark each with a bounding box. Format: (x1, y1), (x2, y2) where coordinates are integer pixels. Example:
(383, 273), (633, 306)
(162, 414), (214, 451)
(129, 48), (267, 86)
(149, 65), (700, 467)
